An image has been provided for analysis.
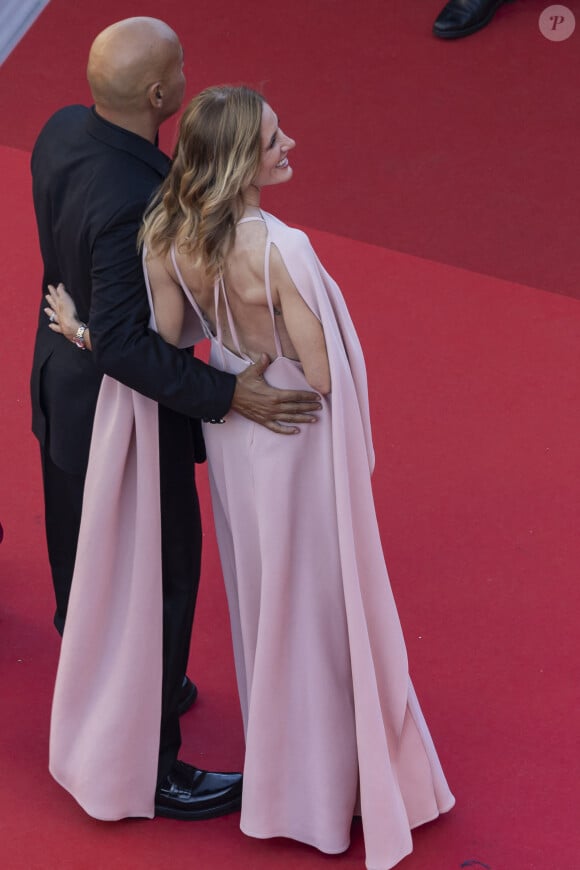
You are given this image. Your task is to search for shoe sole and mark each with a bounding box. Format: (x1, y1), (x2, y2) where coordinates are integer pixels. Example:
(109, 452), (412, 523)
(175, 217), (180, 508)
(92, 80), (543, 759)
(154, 794), (242, 821)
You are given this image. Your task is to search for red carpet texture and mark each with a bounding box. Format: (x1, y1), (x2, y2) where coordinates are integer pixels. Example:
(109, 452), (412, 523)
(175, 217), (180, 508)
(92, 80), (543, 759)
(1, 1), (580, 868)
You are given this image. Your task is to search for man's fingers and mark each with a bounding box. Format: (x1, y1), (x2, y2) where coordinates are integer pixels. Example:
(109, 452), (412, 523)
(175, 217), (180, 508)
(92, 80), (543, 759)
(274, 401), (322, 414)
(252, 353), (271, 378)
(262, 421), (300, 435)
(273, 390), (321, 405)
(231, 367), (322, 433)
(261, 403), (321, 424)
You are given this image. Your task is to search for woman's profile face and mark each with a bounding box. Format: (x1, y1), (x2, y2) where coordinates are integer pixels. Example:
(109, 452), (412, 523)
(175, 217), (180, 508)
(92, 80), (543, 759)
(252, 102), (296, 189)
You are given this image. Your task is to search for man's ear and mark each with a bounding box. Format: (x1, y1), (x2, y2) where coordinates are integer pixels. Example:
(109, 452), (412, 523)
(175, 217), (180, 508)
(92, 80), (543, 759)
(147, 82), (163, 108)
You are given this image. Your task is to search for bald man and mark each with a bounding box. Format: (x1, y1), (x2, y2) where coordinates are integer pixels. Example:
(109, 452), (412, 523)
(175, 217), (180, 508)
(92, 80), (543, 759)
(30, 18), (319, 821)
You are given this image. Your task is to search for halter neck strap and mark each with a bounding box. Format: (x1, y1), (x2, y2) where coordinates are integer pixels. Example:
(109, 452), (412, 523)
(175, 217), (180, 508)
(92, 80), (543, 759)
(237, 214), (265, 226)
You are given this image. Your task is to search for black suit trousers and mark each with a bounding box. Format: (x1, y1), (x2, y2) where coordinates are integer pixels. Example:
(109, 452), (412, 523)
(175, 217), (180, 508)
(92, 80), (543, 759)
(40, 446), (85, 635)
(157, 403), (202, 783)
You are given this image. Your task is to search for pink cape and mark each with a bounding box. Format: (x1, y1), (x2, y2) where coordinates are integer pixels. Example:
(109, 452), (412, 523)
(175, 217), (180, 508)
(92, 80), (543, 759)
(49, 381), (163, 819)
(48, 282), (204, 820)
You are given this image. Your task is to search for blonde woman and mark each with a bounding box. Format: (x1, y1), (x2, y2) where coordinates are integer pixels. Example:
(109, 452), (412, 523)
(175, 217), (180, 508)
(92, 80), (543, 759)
(49, 86), (454, 868)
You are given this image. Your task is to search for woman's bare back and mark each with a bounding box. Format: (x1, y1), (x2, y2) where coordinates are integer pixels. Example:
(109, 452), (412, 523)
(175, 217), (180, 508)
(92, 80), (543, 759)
(167, 216), (331, 394)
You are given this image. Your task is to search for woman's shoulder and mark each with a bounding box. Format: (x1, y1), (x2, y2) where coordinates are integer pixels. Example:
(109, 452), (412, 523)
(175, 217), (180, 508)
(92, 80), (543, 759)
(262, 211), (313, 257)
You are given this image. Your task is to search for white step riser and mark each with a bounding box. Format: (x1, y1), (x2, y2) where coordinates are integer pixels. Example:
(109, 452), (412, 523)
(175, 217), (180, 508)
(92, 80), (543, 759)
(0, 0), (50, 66)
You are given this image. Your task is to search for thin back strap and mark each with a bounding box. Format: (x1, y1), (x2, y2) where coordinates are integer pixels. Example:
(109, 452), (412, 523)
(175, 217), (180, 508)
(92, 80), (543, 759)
(169, 246), (214, 342)
(142, 245), (158, 332)
(215, 275), (252, 363)
(212, 279), (227, 369)
(263, 238), (283, 359)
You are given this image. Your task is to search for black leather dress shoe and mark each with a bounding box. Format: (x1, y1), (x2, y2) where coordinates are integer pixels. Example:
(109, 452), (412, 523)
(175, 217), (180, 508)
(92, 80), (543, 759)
(433, 0), (506, 39)
(155, 761), (242, 820)
(177, 676), (198, 716)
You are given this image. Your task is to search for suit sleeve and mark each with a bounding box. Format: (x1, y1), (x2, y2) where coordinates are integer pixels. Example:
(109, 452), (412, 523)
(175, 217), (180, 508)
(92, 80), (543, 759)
(89, 203), (235, 420)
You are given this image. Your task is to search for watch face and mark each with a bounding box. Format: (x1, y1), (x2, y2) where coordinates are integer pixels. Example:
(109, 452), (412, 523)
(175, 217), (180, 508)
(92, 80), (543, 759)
(74, 325), (87, 349)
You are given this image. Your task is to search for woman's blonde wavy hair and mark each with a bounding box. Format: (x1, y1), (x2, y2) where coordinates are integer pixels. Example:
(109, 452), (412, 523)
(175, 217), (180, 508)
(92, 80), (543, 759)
(140, 85), (264, 280)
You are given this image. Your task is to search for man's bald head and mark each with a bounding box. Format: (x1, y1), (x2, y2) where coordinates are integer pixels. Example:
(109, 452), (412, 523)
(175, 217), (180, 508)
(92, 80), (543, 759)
(87, 17), (184, 118)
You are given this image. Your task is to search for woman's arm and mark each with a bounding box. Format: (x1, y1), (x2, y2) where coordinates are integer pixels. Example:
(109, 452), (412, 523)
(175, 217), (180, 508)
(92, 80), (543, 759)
(270, 243), (331, 395)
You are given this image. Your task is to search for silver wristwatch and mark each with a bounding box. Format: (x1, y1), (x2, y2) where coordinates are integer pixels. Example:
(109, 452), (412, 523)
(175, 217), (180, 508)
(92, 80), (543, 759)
(73, 324), (88, 350)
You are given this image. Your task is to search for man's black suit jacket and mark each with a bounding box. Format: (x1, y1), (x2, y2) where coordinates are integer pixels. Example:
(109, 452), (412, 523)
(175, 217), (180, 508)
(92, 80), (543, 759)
(30, 105), (236, 475)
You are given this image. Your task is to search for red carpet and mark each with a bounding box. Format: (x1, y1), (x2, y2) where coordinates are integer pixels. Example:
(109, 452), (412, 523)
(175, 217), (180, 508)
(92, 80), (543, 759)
(2, 141), (579, 869)
(0, 0), (579, 297)
(1, 2), (580, 868)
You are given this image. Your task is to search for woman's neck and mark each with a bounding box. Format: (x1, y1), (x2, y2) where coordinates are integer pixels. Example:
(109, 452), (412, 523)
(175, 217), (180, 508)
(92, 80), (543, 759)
(243, 183), (261, 209)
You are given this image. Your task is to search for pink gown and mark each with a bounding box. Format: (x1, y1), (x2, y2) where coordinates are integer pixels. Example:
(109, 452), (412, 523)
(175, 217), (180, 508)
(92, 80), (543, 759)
(172, 212), (455, 869)
(49, 210), (454, 870)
